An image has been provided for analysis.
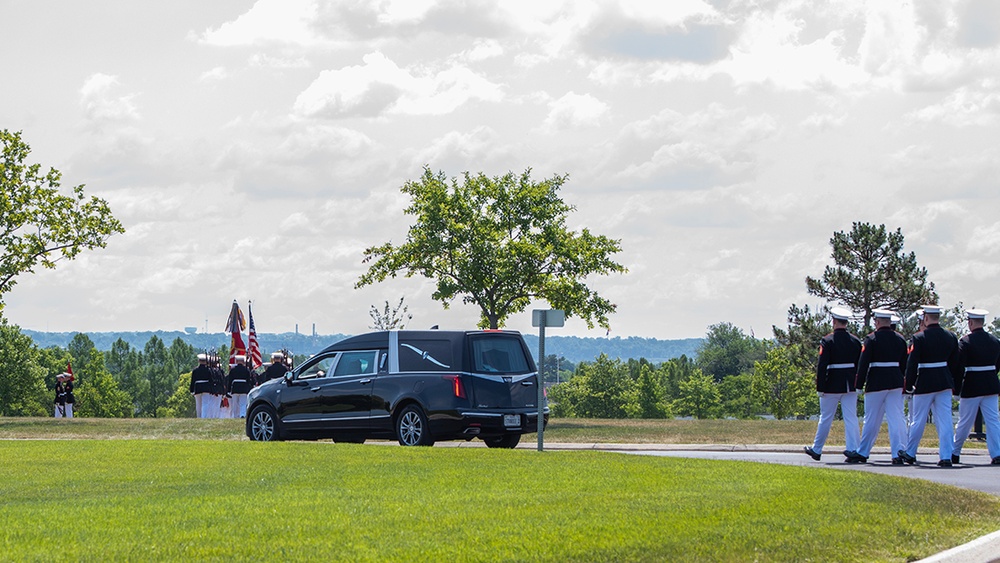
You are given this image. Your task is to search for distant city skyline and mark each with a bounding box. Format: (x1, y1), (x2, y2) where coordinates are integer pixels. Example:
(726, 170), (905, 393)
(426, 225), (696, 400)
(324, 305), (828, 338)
(3, 1), (1000, 340)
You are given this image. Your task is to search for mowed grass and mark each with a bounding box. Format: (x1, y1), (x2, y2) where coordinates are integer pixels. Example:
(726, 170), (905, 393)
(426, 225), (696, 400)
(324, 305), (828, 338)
(2, 440), (999, 562)
(0, 416), (980, 450)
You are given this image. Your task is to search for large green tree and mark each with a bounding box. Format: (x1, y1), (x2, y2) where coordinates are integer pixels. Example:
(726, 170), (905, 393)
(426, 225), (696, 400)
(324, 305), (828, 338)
(356, 168), (627, 329)
(751, 347), (814, 420)
(672, 369), (721, 419)
(0, 319), (48, 416)
(805, 222), (936, 329)
(696, 322), (768, 382)
(74, 349), (131, 418)
(0, 129), (125, 310)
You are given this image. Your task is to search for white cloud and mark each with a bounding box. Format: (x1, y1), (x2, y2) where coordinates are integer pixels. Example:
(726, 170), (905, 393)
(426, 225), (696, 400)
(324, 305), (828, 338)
(458, 39), (504, 62)
(199, 66), (229, 81)
(294, 51), (503, 118)
(541, 92), (609, 131)
(907, 80), (1000, 126)
(248, 53), (311, 69)
(79, 73), (140, 123)
(722, 9), (869, 91)
(199, 0), (326, 47)
(617, 0), (719, 27)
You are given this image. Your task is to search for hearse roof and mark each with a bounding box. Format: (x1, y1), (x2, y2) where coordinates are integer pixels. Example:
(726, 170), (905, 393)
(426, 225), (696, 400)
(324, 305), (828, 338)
(316, 329), (523, 354)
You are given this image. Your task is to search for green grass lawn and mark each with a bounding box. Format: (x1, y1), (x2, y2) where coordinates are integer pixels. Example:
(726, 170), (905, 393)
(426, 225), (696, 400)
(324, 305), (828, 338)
(2, 440), (998, 562)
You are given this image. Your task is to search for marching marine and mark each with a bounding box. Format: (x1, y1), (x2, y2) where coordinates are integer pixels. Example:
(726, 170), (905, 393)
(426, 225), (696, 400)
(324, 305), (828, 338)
(260, 351), (289, 383)
(849, 309), (908, 464)
(805, 307), (862, 462)
(207, 355), (227, 418)
(190, 354), (211, 418)
(227, 354), (253, 418)
(951, 309), (1000, 465)
(900, 305), (960, 466)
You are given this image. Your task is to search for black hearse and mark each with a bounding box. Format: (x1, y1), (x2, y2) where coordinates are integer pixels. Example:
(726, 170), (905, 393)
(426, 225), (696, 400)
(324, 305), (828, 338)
(245, 329), (548, 448)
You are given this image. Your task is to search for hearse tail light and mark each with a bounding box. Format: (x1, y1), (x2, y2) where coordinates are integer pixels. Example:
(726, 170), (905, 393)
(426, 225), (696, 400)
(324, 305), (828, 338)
(444, 375), (466, 399)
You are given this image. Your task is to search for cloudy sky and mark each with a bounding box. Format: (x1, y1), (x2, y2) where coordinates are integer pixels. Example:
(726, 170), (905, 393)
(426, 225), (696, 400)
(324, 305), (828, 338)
(2, 0), (1000, 340)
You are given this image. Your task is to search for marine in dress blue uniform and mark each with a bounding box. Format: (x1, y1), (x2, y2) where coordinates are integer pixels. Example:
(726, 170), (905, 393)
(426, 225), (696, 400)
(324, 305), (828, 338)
(900, 306), (961, 466)
(54, 372), (75, 418)
(190, 354), (211, 418)
(850, 309), (908, 464)
(227, 355), (253, 418)
(260, 351), (289, 383)
(805, 307), (862, 461)
(951, 309), (1000, 465)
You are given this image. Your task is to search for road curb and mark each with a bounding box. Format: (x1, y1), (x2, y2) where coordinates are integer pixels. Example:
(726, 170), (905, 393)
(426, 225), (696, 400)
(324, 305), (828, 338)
(914, 529), (1000, 563)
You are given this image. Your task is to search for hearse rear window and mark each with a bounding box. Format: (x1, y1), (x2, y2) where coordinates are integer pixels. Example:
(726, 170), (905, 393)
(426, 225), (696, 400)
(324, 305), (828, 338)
(399, 340), (453, 372)
(471, 336), (530, 374)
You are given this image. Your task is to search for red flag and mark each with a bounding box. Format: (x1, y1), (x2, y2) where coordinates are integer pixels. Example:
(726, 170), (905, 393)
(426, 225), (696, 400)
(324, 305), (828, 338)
(248, 301), (262, 369)
(66, 361), (73, 376)
(225, 300), (247, 365)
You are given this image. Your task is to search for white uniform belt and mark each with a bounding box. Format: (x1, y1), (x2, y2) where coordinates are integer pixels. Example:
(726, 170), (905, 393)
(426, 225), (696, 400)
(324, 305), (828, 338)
(194, 380), (209, 383)
(827, 363), (855, 369)
(918, 361), (948, 369)
(869, 362), (899, 368)
(232, 379), (247, 383)
(965, 366), (995, 372)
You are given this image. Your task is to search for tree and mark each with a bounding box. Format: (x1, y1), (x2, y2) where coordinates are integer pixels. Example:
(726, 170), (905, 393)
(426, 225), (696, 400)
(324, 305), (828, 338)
(548, 354), (636, 418)
(142, 336), (174, 416)
(805, 222), (937, 329)
(369, 297), (412, 330)
(0, 129), (125, 310)
(356, 168), (627, 329)
(634, 363), (669, 418)
(696, 322), (768, 381)
(718, 372), (759, 419)
(0, 319), (48, 416)
(74, 349), (131, 417)
(751, 347), (813, 420)
(772, 304), (836, 373)
(162, 372), (195, 417)
(672, 369), (721, 419)
(67, 332), (96, 384)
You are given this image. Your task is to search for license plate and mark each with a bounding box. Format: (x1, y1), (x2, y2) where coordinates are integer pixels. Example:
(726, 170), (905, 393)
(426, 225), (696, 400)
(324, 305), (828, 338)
(503, 414), (520, 427)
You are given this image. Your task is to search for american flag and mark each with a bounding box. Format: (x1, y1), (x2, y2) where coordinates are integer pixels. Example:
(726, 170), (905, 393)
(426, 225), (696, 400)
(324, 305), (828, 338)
(247, 301), (262, 369)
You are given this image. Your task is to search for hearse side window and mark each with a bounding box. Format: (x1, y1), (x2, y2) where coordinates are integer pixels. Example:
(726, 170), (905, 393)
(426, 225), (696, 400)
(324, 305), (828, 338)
(398, 340), (453, 372)
(471, 337), (530, 374)
(298, 354), (338, 380)
(333, 351), (378, 376)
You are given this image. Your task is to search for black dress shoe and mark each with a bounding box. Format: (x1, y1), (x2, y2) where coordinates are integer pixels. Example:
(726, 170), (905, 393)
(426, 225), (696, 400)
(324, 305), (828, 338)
(897, 450), (917, 465)
(951, 454), (960, 464)
(937, 459), (953, 467)
(844, 451), (867, 463)
(891, 458), (903, 465)
(991, 457), (1000, 465)
(804, 447), (821, 461)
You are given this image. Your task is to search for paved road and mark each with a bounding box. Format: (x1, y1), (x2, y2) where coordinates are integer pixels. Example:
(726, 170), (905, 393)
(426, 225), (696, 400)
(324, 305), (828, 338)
(634, 448), (1000, 496)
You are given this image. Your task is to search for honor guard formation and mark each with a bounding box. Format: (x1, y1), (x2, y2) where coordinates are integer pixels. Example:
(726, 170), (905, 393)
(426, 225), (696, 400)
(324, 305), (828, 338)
(188, 350), (293, 418)
(806, 305), (1000, 466)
